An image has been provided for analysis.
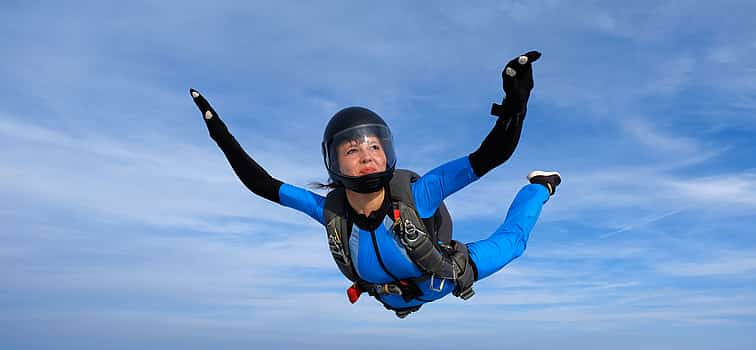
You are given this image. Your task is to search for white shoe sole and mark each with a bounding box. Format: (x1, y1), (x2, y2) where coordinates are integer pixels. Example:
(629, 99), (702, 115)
(526, 170), (561, 181)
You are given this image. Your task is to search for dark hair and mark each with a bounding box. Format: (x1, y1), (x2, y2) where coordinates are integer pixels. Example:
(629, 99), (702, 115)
(308, 180), (341, 191)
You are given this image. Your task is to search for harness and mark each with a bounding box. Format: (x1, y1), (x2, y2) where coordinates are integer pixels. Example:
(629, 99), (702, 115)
(324, 169), (477, 318)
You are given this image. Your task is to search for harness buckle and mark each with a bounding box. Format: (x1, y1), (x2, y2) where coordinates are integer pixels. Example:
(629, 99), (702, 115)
(369, 282), (403, 296)
(382, 283), (404, 296)
(429, 274), (446, 292)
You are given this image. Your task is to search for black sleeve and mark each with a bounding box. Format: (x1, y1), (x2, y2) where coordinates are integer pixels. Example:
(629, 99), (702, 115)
(467, 114), (524, 178)
(204, 115), (283, 203)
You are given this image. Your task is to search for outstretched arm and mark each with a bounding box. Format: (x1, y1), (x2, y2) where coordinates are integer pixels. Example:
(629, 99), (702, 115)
(412, 51), (542, 216)
(190, 89), (326, 224)
(191, 89), (283, 203)
(469, 51), (541, 177)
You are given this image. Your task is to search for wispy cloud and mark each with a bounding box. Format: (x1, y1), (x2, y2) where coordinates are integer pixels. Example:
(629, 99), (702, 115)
(669, 173), (756, 207)
(657, 250), (756, 277)
(600, 208), (686, 238)
(620, 116), (703, 155)
(0, 114), (328, 232)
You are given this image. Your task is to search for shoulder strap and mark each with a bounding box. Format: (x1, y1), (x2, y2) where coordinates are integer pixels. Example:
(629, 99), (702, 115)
(390, 169), (453, 244)
(324, 187), (359, 282)
(389, 169), (418, 207)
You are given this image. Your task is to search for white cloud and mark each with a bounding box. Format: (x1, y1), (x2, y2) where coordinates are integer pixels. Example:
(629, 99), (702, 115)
(619, 117), (701, 154)
(668, 173), (756, 207)
(0, 115), (328, 232)
(657, 250), (756, 277)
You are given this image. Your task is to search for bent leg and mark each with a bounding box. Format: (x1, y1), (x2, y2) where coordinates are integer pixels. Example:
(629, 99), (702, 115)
(467, 184), (550, 280)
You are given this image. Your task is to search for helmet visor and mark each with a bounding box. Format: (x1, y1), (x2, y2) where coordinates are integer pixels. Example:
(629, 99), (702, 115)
(324, 124), (396, 178)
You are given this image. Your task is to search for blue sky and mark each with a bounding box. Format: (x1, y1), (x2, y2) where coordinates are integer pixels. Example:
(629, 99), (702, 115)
(2, 1), (756, 349)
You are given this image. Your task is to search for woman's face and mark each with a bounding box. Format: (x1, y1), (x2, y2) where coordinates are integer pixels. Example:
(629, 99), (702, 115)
(337, 135), (387, 177)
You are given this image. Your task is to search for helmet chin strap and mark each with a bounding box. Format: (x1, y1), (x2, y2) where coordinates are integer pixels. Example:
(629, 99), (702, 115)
(331, 169), (394, 194)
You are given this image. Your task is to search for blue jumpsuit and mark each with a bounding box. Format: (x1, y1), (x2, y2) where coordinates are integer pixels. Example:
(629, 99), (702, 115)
(277, 156), (550, 310)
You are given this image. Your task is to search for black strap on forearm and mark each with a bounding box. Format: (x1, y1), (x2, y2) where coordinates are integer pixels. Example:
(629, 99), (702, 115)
(205, 116), (283, 203)
(468, 114), (524, 177)
(490, 101), (524, 120)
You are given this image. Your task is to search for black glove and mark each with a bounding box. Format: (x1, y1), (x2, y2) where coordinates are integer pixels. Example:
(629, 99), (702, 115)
(491, 51), (541, 120)
(189, 88), (219, 120)
(189, 88), (231, 141)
